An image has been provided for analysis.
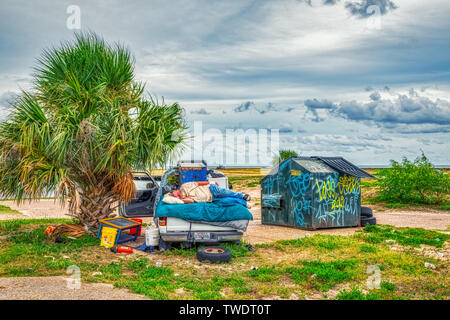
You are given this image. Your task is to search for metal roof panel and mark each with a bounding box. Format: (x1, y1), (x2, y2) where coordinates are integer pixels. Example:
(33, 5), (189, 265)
(316, 157), (376, 179)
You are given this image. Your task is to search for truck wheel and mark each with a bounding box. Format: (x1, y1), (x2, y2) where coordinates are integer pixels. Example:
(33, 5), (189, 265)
(159, 237), (172, 252)
(361, 206), (373, 218)
(361, 216), (376, 227)
(197, 246), (231, 263)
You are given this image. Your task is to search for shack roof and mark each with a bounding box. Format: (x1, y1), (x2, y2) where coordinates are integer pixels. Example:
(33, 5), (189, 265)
(264, 156), (376, 179)
(313, 157), (376, 179)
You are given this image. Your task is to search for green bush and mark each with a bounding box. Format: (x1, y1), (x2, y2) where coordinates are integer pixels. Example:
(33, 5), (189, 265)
(376, 154), (449, 205)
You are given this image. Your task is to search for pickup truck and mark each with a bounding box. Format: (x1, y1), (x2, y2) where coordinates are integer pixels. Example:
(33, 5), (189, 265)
(119, 171), (245, 250)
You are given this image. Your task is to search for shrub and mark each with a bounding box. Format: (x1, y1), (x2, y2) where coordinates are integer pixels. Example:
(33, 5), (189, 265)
(376, 153), (449, 205)
(272, 149), (299, 166)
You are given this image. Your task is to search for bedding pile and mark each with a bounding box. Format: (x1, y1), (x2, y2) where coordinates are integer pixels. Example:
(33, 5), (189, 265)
(154, 169), (253, 231)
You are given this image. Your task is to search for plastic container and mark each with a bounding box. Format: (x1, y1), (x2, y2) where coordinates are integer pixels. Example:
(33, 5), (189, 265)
(178, 160), (207, 184)
(100, 227), (118, 248)
(129, 218), (143, 236)
(207, 176), (229, 190)
(145, 227), (160, 246)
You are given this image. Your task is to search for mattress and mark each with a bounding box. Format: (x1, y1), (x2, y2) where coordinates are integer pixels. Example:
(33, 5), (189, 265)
(155, 201), (253, 223)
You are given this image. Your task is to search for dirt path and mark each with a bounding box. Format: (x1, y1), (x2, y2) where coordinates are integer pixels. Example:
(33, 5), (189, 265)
(243, 207), (450, 243)
(0, 199), (71, 220)
(1, 199), (449, 244)
(0, 276), (148, 300)
(374, 210), (449, 230)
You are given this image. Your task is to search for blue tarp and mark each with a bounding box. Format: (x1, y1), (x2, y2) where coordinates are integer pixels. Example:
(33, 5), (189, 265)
(155, 201), (253, 222)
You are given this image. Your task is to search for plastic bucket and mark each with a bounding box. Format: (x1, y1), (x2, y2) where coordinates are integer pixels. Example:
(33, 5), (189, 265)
(145, 227), (160, 246)
(100, 227), (118, 248)
(129, 218), (143, 236)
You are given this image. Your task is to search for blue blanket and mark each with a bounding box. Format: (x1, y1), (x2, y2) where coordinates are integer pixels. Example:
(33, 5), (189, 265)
(155, 201), (253, 222)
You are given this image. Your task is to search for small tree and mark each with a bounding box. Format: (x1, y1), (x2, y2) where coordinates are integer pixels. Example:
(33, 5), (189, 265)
(0, 33), (187, 230)
(272, 149), (298, 166)
(376, 153), (449, 205)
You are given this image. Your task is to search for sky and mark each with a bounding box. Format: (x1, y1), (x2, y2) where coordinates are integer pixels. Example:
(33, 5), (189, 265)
(0, 0), (449, 166)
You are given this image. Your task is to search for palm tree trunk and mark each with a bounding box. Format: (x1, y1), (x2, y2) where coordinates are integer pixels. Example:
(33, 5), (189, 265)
(73, 191), (119, 232)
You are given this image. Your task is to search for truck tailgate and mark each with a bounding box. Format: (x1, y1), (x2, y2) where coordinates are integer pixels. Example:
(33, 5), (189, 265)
(165, 217), (237, 232)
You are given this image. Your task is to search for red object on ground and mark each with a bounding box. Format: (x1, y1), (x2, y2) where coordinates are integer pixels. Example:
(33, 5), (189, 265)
(110, 245), (133, 254)
(44, 226), (56, 235)
(196, 181), (210, 186)
(129, 218), (142, 236)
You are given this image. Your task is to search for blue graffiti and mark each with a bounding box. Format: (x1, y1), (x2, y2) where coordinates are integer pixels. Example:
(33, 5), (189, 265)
(279, 158), (291, 170)
(263, 175), (280, 195)
(292, 197), (311, 226)
(284, 171), (312, 226)
(262, 194), (281, 208)
(285, 171), (311, 198)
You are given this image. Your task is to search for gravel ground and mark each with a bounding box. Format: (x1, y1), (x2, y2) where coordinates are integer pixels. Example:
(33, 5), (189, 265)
(0, 276), (148, 300)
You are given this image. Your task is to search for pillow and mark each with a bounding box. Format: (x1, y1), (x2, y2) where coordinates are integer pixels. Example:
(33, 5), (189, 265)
(162, 194), (184, 204)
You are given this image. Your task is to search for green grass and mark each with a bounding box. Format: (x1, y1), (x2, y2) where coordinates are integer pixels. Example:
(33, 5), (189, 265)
(228, 176), (261, 183)
(285, 259), (360, 291)
(336, 287), (382, 300)
(0, 218), (74, 235)
(247, 182), (259, 188)
(0, 218), (448, 300)
(247, 266), (281, 282)
(100, 262), (123, 280)
(359, 244), (378, 253)
(361, 224), (449, 247)
(278, 234), (352, 251)
(0, 205), (22, 215)
(336, 281), (400, 300)
(163, 242), (252, 259)
(0, 219), (97, 277)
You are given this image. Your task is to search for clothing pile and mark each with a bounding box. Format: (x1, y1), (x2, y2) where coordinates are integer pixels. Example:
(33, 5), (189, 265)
(162, 181), (249, 207)
(154, 169), (253, 231)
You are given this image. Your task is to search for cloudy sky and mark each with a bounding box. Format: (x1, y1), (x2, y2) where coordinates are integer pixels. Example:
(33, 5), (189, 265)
(1, 0), (450, 166)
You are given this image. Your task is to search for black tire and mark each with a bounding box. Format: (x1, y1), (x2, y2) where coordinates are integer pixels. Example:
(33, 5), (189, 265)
(361, 206), (373, 218)
(360, 216), (376, 227)
(196, 246), (232, 263)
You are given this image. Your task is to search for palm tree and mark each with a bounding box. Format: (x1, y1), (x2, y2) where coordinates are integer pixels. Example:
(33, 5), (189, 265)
(272, 149), (298, 166)
(0, 33), (187, 230)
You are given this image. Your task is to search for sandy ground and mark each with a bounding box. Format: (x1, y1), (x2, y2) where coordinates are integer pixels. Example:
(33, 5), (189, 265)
(0, 276), (148, 300)
(243, 206), (450, 243)
(1, 199), (449, 244)
(0, 199), (70, 220)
